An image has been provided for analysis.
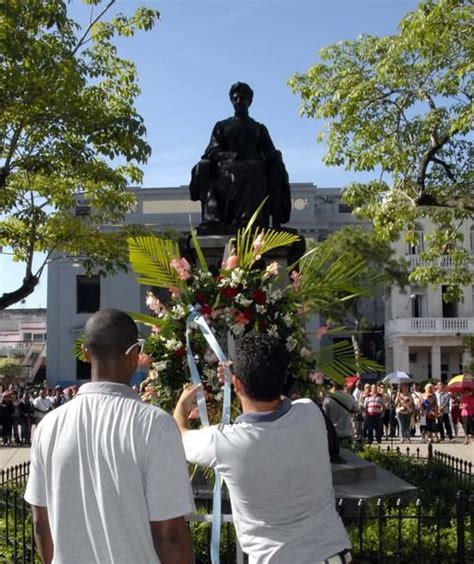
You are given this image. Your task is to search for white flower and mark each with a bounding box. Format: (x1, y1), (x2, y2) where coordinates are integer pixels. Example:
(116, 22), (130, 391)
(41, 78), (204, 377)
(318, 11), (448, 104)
(286, 336), (298, 352)
(301, 347), (312, 358)
(267, 325), (279, 337)
(268, 288), (283, 303)
(255, 304), (267, 314)
(230, 269), (245, 286)
(153, 361), (169, 372)
(230, 323), (246, 337)
(282, 313), (293, 327)
(171, 304), (186, 319)
(235, 293), (253, 307)
(164, 338), (183, 351)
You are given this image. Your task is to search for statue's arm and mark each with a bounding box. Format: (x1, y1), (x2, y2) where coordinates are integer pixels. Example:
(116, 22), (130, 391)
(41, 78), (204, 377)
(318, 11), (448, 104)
(259, 124), (278, 157)
(203, 122), (236, 162)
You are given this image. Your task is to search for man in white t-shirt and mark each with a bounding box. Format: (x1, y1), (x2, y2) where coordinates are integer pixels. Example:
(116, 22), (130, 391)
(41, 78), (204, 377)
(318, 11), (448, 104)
(25, 309), (194, 564)
(32, 389), (52, 423)
(174, 333), (351, 564)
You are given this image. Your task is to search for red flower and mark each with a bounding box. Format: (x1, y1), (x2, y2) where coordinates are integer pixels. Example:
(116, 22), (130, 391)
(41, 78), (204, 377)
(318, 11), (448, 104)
(175, 346), (186, 358)
(195, 292), (207, 305)
(251, 289), (267, 305)
(200, 305), (212, 316)
(221, 286), (238, 298)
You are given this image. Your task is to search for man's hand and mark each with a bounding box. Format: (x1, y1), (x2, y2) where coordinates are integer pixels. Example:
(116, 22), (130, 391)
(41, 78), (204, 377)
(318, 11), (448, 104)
(216, 361), (233, 387)
(173, 384), (202, 434)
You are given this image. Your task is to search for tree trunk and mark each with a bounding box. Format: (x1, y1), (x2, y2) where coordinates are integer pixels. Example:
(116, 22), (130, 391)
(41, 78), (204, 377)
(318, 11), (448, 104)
(0, 273), (39, 310)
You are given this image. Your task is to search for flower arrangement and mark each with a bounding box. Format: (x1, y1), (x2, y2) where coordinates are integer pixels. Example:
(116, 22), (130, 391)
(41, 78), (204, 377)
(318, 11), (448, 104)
(127, 213), (380, 414)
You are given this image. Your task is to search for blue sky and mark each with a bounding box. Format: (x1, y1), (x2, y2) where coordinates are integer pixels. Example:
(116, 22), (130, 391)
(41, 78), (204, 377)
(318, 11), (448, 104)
(1, 0), (421, 308)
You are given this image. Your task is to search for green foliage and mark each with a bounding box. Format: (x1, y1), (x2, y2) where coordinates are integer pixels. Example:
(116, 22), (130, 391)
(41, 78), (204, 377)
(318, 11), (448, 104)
(0, 0), (160, 308)
(0, 357), (23, 378)
(289, 0), (473, 300)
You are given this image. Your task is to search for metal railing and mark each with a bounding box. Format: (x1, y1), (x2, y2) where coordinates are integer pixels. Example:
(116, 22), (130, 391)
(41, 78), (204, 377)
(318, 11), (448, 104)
(0, 457), (472, 563)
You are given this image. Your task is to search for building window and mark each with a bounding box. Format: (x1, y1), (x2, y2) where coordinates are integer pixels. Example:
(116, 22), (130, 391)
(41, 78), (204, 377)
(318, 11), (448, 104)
(442, 286), (457, 318)
(77, 275), (100, 313)
(470, 226), (474, 253)
(33, 333), (43, 342)
(76, 358), (91, 380)
(338, 203), (353, 213)
(411, 293), (427, 318)
(407, 228), (424, 255)
(409, 353), (418, 363)
(23, 333), (32, 342)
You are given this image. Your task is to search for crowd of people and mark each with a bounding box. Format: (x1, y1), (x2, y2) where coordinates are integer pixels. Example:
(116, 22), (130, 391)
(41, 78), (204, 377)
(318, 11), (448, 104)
(322, 379), (474, 447)
(0, 385), (78, 446)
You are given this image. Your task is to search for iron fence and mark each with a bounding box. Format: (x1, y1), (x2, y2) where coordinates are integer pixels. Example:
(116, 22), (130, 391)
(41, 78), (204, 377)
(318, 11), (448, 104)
(0, 456), (472, 563)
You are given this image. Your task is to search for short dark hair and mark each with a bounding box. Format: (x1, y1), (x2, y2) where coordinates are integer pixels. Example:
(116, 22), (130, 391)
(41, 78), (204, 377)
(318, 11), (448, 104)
(233, 333), (289, 401)
(84, 309), (138, 361)
(229, 82), (254, 103)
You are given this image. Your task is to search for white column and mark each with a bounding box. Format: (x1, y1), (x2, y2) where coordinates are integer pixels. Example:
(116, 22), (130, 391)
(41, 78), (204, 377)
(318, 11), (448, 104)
(431, 344), (441, 381)
(393, 339), (409, 374)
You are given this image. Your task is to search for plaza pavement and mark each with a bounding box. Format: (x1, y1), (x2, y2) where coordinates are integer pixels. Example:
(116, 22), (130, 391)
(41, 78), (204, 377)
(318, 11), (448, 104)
(0, 435), (471, 472)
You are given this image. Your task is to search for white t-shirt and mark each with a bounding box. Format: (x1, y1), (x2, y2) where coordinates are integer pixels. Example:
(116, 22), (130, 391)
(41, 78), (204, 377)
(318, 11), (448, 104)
(32, 396), (52, 421)
(25, 382), (194, 564)
(183, 398), (350, 564)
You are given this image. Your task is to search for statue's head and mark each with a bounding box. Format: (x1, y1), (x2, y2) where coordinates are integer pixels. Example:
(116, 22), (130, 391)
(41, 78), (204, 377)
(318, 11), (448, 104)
(229, 82), (253, 111)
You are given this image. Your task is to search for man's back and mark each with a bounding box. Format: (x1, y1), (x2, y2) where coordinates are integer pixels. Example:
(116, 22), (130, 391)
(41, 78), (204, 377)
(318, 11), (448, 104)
(183, 398), (350, 563)
(25, 382), (193, 564)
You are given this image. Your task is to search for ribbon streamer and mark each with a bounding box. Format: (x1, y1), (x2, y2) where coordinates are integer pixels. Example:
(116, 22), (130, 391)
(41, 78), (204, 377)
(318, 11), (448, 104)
(186, 307), (232, 564)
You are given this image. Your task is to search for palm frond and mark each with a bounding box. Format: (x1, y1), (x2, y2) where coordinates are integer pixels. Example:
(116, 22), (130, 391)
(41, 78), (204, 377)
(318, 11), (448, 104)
(128, 236), (183, 289)
(73, 338), (86, 362)
(314, 341), (382, 383)
(189, 222), (209, 273)
(128, 311), (166, 329)
(236, 226), (300, 268)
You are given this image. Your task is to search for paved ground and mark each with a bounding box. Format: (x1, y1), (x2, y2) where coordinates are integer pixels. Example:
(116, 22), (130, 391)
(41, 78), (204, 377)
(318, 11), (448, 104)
(0, 434), (471, 471)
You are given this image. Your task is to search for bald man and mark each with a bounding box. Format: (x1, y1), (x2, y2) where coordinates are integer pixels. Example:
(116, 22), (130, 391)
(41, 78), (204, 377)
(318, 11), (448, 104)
(25, 309), (194, 564)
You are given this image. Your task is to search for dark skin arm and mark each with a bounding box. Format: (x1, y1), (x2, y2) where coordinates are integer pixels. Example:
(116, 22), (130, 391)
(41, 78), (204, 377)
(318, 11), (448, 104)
(31, 505), (53, 564)
(150, 516), (194, 563)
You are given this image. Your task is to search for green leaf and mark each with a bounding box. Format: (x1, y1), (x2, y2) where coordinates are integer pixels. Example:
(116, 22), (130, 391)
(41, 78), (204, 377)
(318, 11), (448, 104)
(128, 236), (183, 289)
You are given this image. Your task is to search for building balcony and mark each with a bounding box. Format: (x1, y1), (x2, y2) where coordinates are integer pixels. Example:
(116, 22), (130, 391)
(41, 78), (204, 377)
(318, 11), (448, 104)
(386, 317), (474, 337)
(405, 254), (474, 269)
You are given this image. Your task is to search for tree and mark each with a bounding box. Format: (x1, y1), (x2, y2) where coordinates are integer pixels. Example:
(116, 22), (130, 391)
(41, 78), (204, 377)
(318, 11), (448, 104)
(0, 357), (23, 380)
(313, 227), (409, 371)
(289, 0), (473, 301)
(0, 0), (160, 309)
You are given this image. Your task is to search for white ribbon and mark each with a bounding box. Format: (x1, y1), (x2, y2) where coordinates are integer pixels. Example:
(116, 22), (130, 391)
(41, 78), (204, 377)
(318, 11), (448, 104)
(186, 306), (232, 564)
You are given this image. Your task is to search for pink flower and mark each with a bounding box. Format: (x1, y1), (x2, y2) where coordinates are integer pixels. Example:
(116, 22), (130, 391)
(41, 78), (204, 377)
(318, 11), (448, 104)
(263, 261), (279, 280)
(234, 311), (251, 326)
(169, 286), (182, 298)
(290, 270), (301, 290)
(137, 353), (152, 369)
(315, 325), (330, 340)
(225, 252), (239, 270)
(170, 257), (191, 280)
(309, 371), (324, 385)
(253, 234), (265, 260)
(151, 325), (161, 335)
(146, 292), (167, 315)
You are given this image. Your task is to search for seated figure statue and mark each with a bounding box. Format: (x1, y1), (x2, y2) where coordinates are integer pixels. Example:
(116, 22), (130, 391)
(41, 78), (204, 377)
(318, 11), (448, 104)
(190, 82), (291, 232)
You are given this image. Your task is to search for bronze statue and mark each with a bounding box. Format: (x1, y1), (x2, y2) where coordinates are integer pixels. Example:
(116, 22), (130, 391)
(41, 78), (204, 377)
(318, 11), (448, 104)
(190, 82), (291, 233)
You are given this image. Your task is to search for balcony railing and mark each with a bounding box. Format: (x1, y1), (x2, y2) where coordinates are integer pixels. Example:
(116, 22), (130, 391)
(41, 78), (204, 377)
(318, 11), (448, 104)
(386, 317), (474, 336)
(405, 254), (474, 269)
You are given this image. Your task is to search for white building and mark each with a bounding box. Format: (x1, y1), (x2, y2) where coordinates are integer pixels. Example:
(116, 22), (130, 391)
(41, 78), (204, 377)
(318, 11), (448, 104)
(46, 185), (473, 386)
(385, 220), (474, 382)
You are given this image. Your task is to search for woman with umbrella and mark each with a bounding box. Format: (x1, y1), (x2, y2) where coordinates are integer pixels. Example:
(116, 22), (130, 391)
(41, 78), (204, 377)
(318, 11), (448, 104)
(447, 375), (474, 445)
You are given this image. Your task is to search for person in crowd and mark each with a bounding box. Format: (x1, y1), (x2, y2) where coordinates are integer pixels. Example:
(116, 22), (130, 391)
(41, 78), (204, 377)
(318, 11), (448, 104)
(450, 391), (462, 437)
(63, 387), (75, 402)
(19, 392), (34, 445)
(0, 394), (14, 446)
(410, 383), (422, 437)
(52, 386), (66, 409)
(395, 383), (414, 443)
(359, 383), (371, 439)
(435, 382), (454, 442)
(174, 333), (352, 563)
(33, 388), (52, 424)
(421, 383), (438, 443)
(10, 391), (22, 444)
(25, 308), (194, 564)
(323, 381), (360, 446)
(460, 389), (474, 445)
(352, 382), (364, 441)
(378, 383), (391, 439)
(364, 384), (385, 445)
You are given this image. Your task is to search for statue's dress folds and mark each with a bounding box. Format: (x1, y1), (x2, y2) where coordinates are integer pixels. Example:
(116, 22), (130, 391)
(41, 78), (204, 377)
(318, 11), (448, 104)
(190, 116), (291, 230)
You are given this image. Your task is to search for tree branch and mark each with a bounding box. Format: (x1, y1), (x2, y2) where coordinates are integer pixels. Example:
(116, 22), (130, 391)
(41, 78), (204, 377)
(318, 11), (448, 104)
(72, 0), (116, 56)
(0, 273), (39, 310)
(432, 156), (456, 182)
